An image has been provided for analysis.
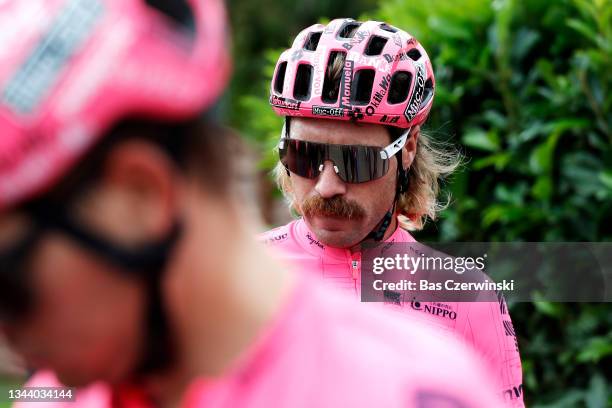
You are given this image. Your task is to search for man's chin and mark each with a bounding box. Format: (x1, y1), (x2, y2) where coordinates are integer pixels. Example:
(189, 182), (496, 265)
(53, 366), (119, 388)
(54, 371), (96, 388)
(305, 216), (364, 248)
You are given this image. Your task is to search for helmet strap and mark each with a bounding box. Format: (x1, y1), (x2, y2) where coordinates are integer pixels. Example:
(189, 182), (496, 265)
(282, 117), (291, 176)
(365, 137), (411, 242)
(27, 202), (182, 377)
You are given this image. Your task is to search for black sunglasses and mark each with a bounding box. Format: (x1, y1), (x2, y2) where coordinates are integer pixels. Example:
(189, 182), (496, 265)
(0, 202), (182, 322)
(279, 127), (410, 184)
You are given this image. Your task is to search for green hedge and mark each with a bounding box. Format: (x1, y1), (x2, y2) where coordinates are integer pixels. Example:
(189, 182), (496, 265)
(233, 0), (612, 406)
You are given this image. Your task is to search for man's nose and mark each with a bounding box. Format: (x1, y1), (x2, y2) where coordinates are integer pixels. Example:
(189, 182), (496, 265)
(315, 160), (347, 198)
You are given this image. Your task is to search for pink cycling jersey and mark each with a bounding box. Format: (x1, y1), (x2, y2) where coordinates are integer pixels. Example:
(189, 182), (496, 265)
(16, 275), (504, 407)
(260, 218), (525, 406)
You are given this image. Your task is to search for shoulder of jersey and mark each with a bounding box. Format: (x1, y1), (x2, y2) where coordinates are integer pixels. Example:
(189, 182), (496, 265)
(258, 224), (291, 246)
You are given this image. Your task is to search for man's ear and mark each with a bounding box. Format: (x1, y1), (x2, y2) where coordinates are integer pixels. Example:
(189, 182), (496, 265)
(76, 140), (179, 244)
(401, 125), (420, 171)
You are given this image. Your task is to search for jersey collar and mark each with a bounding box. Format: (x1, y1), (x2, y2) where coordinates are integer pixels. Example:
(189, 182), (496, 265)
(293, 217), (416, 261)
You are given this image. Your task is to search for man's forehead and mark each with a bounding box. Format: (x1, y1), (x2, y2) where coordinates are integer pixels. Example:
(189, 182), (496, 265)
(290, 118), (389, 146)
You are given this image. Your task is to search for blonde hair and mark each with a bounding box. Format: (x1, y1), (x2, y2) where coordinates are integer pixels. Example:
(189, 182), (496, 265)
(274, 129), (461, 231)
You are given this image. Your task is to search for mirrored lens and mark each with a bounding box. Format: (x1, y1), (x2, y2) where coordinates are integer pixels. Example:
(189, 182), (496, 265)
(280, 138), (325, 179)
(279, 138), (390, 183)
(328, 144), (389, 183)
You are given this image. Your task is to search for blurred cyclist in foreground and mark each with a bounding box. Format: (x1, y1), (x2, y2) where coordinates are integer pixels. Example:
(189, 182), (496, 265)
(1, 1), (505, 407)
(262, 19), (525, 406)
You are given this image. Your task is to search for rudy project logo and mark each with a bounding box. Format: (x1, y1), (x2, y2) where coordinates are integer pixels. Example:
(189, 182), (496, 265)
(404, 62), (426, 122)
(347, 107), (364, 120)
(270, 95), (301, 111)
(312, 106), (344, 117)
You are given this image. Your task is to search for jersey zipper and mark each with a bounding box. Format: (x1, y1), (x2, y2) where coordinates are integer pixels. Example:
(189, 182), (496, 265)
(350, 252), (361, 296)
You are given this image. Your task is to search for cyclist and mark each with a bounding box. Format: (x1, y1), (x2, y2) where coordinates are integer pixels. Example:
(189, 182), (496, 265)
(262, 18), (525, 406)
(0, 1), (505, 407)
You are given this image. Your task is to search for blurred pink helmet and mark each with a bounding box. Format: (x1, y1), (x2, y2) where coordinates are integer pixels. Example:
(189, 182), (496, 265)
(0, 0), (230, 211)
(269, 18), (435, 129)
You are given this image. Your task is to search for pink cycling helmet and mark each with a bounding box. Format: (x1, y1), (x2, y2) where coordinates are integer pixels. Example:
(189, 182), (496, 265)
(0, 0), (230, 211)
(269, 18), (434, 129)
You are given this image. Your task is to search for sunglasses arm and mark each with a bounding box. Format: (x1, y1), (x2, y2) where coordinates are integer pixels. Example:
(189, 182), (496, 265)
(380, 127), (411, 160)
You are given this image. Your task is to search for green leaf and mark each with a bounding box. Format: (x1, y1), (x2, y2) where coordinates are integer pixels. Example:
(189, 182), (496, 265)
(567, 18), (599, 44)
(532, 299), (565, 318)
(598, 170), (612, 190)
(532, 176), (553, 201)
(472, 152), (511, 171)
(462, 128), (500, 152)
(577, 336), (612, 363)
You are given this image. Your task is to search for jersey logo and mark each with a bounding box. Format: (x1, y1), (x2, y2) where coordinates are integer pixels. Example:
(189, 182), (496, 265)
(410, 299), (458, 320)
(503, 384), (524, 401)
(383, 290), (401, 305)
(305, 232), (324, 249)
(415, 391), (469, 408)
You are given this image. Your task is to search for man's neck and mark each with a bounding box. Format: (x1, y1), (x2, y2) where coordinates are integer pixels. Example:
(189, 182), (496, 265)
(138, 209), (295, 407)
(348, 214), (399, 253)
(183, 234), (295, 375)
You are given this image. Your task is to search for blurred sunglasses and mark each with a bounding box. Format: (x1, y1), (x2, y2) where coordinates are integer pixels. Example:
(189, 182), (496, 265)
(279, 126), (410, 184)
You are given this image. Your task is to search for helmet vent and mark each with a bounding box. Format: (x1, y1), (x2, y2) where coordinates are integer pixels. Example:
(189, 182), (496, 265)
(387, 71), (412, 104)
(379, 23), (398, 33)
(351, 69), (375, 105)
(294, 64), (313, 101)
(322, 51), (346, 103)
(337, 21), (362, 39)
(364, 36), (388, 56)
(274, 61), (287, 94)
(304, 32), (322, 51)
(419, 78), (434, 109)
(407, 48), (422, 61)
(145, 0), (193, 28)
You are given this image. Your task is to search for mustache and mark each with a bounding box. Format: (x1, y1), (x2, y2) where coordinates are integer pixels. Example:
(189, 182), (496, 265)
(301, 195), (366, 220)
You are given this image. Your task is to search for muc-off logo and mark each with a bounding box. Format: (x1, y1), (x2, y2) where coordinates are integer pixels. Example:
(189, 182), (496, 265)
(312, 106), (344, 117)
(404, 62), (426, 122)
(410, 300), (457, 320)
(340, 60), (354, 108)
(270, 95), (301, 110)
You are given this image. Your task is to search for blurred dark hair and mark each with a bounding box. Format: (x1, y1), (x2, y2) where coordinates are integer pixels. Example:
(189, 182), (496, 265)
(46, 116), (240, 204)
